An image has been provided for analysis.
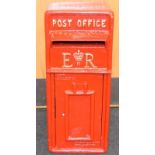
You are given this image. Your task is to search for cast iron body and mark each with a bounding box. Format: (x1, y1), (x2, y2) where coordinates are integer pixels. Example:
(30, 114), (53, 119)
(45, 1), (114, 153)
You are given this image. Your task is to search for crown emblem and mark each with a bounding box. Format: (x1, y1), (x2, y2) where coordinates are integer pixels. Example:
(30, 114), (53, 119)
(73, 50), (84, 66)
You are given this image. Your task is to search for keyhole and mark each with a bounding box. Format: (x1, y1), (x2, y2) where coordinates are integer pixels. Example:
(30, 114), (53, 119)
(62, 113), (65, 117)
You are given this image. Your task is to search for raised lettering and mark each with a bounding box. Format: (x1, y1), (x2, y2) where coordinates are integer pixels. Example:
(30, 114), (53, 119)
(85, 53), (96, 68)
(68, 19), (72, 27)
(101, 19), (106, 28)
(52, 19), (56, 27)
(62, 53), (73, 68)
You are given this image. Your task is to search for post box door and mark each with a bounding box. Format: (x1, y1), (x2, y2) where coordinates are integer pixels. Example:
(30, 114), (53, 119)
(55, 74), (103, 149)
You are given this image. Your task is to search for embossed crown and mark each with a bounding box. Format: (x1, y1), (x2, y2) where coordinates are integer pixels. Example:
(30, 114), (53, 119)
(73, 50), (84, 62)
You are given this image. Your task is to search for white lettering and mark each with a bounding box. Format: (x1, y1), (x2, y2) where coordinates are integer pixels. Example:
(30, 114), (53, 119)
(62, 53), (73, 68)
(62, 19), (67, 27)
(52, 19), (73, 27)
(83, 19), (87, 27)
(62, 51), (97, 68)
(57, 19), (62, 27)
(88, 19), (93, 27)
(85, 53), (96, 68)
(101, 19), (106, 28)
(52, 18), (106, 28)
(68, 19), (72, 27)
(52, 19), (56, 27)
(96, 20), (100, 27)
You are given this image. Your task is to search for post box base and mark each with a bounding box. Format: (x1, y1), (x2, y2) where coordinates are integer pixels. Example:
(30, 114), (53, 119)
(49, 147), (106, 154)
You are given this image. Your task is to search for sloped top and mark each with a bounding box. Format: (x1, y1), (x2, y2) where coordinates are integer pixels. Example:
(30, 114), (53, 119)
(47, 0), (111, 12)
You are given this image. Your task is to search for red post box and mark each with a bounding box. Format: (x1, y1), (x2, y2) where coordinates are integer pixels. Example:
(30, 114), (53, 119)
(45, 1), (114, 153)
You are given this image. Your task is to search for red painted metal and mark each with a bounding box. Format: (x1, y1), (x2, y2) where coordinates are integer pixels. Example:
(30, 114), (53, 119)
(45, 1), (114, 153)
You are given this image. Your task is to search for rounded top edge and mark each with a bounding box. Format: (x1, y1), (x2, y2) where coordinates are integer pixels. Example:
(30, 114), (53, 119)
(47, 1), (111, 11)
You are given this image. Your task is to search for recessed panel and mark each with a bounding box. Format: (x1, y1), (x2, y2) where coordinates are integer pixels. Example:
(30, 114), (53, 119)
(55, 74), (103, 149)
(65, 93), (95, 141)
